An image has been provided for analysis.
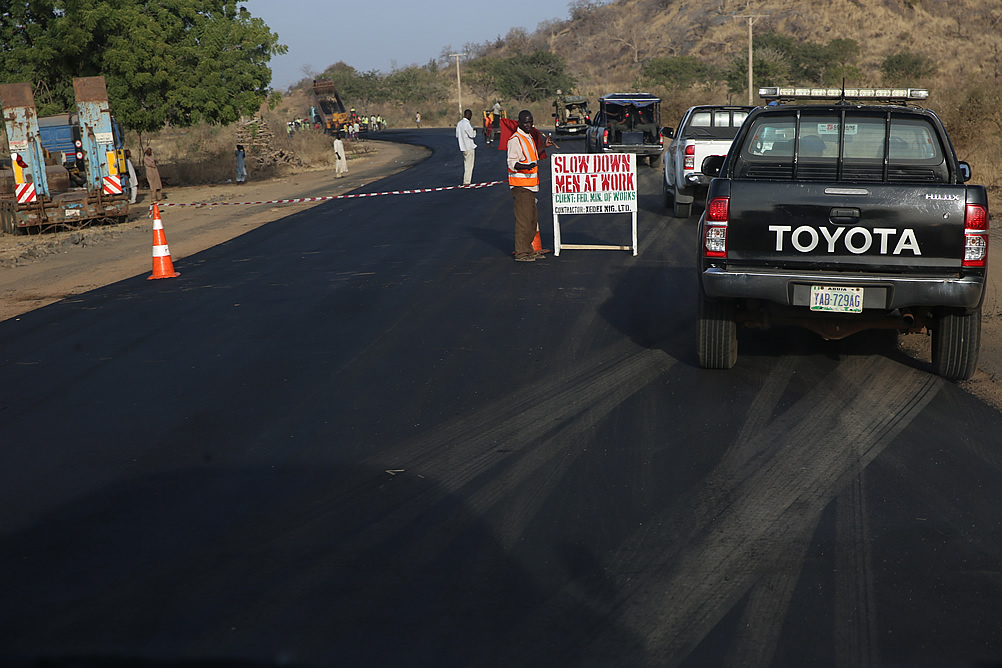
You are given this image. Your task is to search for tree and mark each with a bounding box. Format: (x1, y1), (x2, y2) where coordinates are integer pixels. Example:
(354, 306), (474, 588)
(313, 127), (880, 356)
(467, 58), (504, 104)
(881, 51), (937, 83)
(0, 0), (286, 134)
(744, 32), (862, 87)
(382, 64), (446, 104)
(724, 48), (791, 97)
(638, 56), (721, 91)
(492, 51), (574, 104)
(320, 62), (386, 110)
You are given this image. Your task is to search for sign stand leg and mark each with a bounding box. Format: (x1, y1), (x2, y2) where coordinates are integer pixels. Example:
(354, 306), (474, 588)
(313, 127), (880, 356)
(554, 213), (561, 256)
(632, 211), (638, 256)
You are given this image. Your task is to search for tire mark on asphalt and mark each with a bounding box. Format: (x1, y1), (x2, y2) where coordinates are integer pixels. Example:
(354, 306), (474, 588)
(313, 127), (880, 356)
(834, 468), (879, 666)
(365, 344), (677, 551)
(720, 356), (809, 667)
(200, 344), (676, 641)
(47, 343), (677, 656)
(628, 357), (941, 665)
(229, 342), (676, 562)
(724, 529), (813, 668)
(526, 355), (942, 666)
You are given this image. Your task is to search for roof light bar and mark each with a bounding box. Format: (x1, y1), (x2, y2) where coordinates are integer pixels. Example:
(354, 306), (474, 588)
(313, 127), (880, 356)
(758, 87), (929, 102)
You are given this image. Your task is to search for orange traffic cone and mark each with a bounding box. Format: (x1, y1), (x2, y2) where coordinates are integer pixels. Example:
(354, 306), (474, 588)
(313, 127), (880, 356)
(532, 227), (551, 255)
(148, 203), (180, 280)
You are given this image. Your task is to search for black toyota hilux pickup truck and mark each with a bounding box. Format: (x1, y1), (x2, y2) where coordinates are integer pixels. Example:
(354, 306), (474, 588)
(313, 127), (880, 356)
(697, 87), (989, 380)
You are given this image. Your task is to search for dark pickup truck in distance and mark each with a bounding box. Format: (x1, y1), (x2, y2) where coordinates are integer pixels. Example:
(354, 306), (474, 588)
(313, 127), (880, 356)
(697, 87), (989, 380)
(585, 93), (665, 167)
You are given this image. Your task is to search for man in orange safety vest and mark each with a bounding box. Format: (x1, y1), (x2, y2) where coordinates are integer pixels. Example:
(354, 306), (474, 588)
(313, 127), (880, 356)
(506, 110), (556, 262)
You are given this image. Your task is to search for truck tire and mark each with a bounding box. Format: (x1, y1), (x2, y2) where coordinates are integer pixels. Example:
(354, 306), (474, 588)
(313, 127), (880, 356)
(649, 152), (662, 169)
(673, 187), (692, 219)
(0, 202), (17, 235)
(932, 308), (981, 380)
(698, 297), (737, 369)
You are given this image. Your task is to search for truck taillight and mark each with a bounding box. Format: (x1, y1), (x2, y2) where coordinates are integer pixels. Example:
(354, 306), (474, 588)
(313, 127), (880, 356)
(703, 197), (729, 258)
(706, 197), (729, 222)
(684, 144), (695, 170)
(963, 203), (989, 267)
(602, 129), (608, 144)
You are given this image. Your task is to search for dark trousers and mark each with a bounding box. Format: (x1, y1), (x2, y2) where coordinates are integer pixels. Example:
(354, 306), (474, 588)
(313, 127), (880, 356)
(512, 186), (538, 258)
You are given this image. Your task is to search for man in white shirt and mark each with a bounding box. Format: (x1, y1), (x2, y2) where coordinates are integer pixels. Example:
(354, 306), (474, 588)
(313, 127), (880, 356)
(456, 109), (478, 185)
(124, 149), (138, 204)
(332, 132), (347, 178)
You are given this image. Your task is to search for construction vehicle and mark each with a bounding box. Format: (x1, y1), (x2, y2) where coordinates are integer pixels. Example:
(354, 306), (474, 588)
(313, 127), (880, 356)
(310, 79), (349, 134)
(0, 76), (129, 235)
(37, 112), (126, 188)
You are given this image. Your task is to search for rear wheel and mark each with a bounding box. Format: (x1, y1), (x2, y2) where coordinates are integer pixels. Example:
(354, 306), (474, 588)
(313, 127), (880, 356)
(649, 152), (662, 168)
(697, 297), (737, 369)
(0, 202), (18, 235)
(931, 308), (981, 380)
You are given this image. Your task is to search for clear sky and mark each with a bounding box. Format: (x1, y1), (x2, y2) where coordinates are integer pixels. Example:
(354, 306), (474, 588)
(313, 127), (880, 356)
(242, 0), (575, 90)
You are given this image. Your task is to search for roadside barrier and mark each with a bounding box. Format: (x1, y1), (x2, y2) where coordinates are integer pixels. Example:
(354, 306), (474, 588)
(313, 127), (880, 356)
(153, 180), (505, 209)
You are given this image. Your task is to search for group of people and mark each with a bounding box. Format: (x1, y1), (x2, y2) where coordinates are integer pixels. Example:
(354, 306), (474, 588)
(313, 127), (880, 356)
(120, 143), (247, 205)
(456, 106), (556, 262)
(120, 146), (164, 204)
(285, 118), (315, 135)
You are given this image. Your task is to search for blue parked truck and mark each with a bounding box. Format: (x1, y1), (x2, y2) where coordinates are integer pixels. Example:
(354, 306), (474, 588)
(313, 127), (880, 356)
(0, 76), (129, 235)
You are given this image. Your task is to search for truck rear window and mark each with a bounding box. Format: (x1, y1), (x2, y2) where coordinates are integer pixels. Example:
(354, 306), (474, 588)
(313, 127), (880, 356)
(737, 111), (948, 183)
(685, 109), (750, 138)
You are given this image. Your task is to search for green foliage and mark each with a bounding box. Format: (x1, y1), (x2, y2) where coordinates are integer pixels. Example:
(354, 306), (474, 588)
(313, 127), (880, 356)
(468, 51), (574, 104)
(317, 61), (444, 110)
(881, 51), (937, 83)
(728, 32), (862, 88)
(321, 63), (386, 109)
(637, 56), (721, 90)
(383, 65), (446, 104)
(0, 0), (286, 134)
(724, 53), (791, 98)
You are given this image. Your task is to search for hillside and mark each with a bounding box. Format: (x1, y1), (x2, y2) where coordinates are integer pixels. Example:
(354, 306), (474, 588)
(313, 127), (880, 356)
(526, 0), (1002, 97)
(462, 0), (1002, 197)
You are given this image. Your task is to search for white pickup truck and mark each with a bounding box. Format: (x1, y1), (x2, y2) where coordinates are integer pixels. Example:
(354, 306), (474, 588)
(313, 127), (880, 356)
(662, 105), (753, 218)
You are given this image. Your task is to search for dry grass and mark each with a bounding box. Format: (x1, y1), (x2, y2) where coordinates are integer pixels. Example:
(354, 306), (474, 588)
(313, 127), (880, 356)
(136, 90), (376, 187)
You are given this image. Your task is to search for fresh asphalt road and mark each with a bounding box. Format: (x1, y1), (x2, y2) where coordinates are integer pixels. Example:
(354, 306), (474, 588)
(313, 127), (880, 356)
(1, 128), (1000, 667)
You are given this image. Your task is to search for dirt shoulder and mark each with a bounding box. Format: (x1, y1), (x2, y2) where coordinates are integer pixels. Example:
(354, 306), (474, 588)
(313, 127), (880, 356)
(3, 142), (1002, 413)
(0, 139), (429, 322)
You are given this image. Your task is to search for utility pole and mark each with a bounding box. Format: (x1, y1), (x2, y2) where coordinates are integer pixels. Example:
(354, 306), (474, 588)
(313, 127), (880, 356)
(732, 9), (768, 105)
(448, 53), (466, 117)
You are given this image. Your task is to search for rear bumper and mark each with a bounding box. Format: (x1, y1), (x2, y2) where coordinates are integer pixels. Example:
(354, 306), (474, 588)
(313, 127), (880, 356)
(683, 172), (712, 187)
(701, 266), (985, 311)
(601, 144), (663, 155)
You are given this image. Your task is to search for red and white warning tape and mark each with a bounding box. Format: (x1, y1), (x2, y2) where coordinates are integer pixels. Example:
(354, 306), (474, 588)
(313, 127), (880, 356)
(154, 180), (505, 209)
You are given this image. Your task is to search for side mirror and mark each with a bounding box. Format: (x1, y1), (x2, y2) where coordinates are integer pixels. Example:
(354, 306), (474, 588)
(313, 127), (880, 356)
(959, 161), (972, 183)
(661, 127), (674, 138)
(702, 155), (726, 177)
